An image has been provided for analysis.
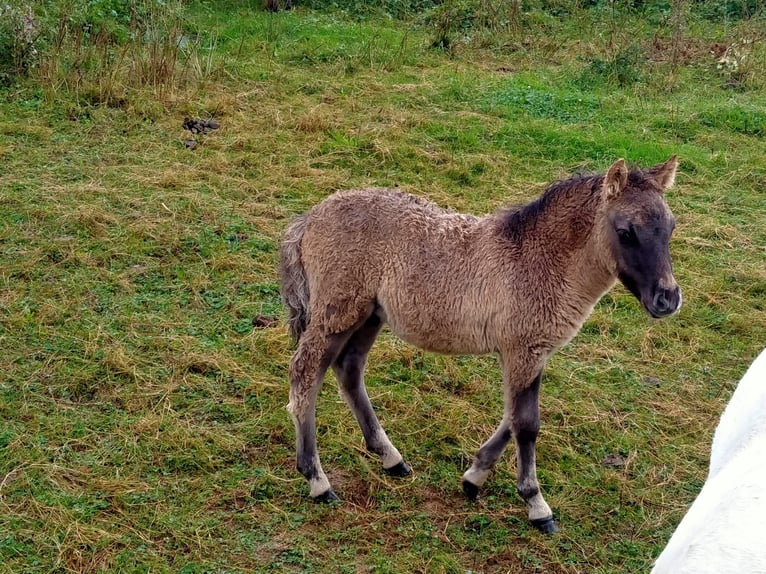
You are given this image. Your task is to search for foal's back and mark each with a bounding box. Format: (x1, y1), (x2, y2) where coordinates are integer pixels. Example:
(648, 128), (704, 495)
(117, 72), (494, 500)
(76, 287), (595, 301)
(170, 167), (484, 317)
(303, 188), (480, 250)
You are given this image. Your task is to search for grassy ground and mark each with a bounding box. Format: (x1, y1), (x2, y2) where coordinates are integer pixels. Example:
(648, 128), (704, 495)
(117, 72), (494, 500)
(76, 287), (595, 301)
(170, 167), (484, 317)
(1, 2), (765, 572)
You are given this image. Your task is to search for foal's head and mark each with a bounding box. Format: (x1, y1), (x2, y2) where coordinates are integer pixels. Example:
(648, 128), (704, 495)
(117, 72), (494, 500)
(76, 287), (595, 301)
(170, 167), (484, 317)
(601, 157), (682, 318)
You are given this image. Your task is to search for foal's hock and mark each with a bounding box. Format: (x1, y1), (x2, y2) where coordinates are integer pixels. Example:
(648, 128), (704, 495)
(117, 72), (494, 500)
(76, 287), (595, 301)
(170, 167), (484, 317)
(279, 157), (681, 533)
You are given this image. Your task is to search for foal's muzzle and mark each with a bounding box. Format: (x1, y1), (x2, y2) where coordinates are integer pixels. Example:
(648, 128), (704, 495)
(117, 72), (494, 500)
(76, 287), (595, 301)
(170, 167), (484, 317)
(646, 285), (682, 318)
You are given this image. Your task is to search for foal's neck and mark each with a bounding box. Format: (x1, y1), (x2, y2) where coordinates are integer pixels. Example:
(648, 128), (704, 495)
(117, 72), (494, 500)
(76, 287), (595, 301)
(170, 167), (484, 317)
(496, 174), (616, 300)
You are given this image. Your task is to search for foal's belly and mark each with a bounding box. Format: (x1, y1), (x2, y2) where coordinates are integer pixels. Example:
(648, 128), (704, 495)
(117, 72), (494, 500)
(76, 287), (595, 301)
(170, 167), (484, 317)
(377, 301), (493, 356)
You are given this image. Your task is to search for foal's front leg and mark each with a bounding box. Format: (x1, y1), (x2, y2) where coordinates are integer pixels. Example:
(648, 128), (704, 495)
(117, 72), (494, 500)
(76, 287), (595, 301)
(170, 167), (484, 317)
(462, 360), (557, 533)
(511, 371), (557, 533)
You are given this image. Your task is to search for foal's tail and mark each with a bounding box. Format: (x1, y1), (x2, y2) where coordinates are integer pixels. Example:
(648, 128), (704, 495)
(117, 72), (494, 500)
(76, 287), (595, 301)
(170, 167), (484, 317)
(278, 213), (311, 342)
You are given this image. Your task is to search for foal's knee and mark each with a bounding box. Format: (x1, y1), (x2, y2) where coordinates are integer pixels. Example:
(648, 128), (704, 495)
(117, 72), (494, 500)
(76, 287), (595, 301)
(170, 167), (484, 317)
(513, 424), (538, 445)
(517, 481), (540, 501)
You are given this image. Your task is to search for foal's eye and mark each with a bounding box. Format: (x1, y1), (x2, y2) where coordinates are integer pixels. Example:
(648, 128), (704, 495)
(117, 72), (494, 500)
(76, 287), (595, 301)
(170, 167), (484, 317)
(617, 227), (637, 245)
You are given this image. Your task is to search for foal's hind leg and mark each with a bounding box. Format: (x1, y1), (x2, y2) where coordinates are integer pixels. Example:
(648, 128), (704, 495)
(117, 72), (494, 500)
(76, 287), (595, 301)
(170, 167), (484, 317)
(287, 326), (351, 502)
(332, 313), (410, 477)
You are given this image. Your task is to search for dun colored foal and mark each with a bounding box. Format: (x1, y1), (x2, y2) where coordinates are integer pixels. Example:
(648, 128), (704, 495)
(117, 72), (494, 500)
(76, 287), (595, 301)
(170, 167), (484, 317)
(279, 157), (681, 533)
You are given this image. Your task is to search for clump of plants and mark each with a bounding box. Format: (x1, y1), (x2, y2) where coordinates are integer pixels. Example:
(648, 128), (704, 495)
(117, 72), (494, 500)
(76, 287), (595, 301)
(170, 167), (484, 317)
(0, 2), (39, 86)
(424, 0), (520, 52)
(1, 1), (221, 107)
(580, 43), (647, 87)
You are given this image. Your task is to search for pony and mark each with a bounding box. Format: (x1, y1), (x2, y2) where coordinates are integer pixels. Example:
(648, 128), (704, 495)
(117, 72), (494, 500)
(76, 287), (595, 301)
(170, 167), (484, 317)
(651, 348), (766, 572)
(279, 157), (681, 533)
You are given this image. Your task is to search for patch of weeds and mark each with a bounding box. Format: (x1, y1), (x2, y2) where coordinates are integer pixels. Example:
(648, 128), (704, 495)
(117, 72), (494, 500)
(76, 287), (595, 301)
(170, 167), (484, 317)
(517, 547), (545, 570)
(650, 117), (700, 142)
(375, 490), (405, 512)
(28, 0), (215, 108)
(202, 288), (231, 311)
(696, 0), (762, 21)
(0, 533), (35, 560)
(425, 0), (476, 51)
(697, 105), (765, 137)
(0, 3), (38, 86)
(464, 513), (493, 533)
(269, 548), (313, 571)
(487, 83), (599, 123)
(241, 281), (282, 317)
(383, 354), (430, 386)
(579, 44), (647, 87)
(251, 469), (276, 501)
(422, 119), (485, 152)
(202, 402), (239, 424)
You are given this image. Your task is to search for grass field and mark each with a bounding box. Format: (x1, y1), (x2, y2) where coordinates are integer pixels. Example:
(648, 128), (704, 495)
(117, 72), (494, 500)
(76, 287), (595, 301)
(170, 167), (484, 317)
(1, 1), (765, 572)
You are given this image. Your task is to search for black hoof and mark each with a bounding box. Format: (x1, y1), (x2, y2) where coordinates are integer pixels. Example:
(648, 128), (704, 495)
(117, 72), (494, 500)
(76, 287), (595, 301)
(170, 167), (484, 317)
(312, 489), (340, 504)
(383, 461), (412, 477)
(530, 516), (558, 534)
(462, 479), (479, 502)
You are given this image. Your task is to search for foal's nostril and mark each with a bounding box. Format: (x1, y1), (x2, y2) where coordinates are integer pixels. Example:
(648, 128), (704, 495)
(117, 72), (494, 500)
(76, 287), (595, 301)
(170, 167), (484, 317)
(653, 287), (680, 316)
(653, 291), (670, 313)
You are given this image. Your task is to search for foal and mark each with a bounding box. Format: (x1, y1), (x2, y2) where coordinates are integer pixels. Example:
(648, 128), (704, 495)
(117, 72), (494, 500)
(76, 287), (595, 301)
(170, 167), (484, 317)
(279, 157), (681, 533)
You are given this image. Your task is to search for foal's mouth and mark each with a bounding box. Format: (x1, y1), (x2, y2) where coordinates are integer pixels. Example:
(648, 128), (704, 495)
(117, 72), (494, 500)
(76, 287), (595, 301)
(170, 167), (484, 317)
(619, 273), (683, 319)
(643, 286), (682, 319)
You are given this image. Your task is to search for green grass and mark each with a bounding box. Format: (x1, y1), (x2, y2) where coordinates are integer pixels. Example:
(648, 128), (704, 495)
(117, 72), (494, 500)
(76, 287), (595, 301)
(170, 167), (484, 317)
(1, 3), (765, 573)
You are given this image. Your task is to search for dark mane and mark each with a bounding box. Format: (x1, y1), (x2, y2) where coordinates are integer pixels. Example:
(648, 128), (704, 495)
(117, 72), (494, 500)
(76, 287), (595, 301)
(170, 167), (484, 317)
(498, 173), (604, 244)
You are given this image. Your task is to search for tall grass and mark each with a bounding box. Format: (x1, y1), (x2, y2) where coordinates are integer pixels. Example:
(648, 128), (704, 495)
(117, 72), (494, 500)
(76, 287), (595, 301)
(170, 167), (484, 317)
(0, 3), (38, 86)
(7, 1), (223, 108)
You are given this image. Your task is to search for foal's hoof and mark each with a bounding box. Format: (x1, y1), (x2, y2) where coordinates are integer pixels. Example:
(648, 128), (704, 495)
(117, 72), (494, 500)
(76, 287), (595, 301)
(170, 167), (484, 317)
(383, 461), (412, 478)
(530, 516), (558, 534)
(462, 479), (480, 502)
(312, 489), (340, 504)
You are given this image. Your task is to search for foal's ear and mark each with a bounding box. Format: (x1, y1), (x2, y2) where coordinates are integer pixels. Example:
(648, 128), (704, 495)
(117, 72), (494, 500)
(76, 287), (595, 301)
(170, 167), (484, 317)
(647, 155), (679, 192)
(603, 158), (628, 200)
